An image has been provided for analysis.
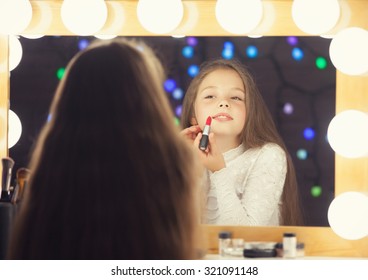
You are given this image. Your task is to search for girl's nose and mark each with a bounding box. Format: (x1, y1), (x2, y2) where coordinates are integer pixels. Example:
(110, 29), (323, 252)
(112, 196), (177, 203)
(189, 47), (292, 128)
(218, 100), (230, 108)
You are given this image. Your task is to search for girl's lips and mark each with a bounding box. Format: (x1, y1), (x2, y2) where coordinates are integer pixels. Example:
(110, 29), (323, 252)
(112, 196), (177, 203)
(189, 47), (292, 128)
(212, 113), (233, 121)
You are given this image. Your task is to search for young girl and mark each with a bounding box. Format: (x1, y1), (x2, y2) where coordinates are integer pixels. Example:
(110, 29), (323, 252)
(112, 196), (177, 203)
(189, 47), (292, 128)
(8, 39), (201, 259)
(181, 59), (302, 226)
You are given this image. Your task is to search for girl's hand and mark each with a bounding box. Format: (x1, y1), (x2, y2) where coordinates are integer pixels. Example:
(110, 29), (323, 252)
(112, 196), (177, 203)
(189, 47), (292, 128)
(180, 125), (202, 145)
(194, 132), (226, 173)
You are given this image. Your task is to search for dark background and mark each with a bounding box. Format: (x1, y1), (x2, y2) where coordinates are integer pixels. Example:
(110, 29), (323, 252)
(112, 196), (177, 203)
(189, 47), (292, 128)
(9, 36), (335, 226)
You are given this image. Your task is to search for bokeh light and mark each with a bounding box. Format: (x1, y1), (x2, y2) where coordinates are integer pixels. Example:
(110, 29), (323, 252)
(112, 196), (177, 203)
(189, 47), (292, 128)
(164, 79), (177, 92)
(56, 67), (66, 80)
(292, 47), (304, 61)
(296, 149), (308, 160)
(78, 39), (89, 51)
(182, 46), (194, 58)
(175, 105), (182, 117)
(222, 48), (234, 59)
(316, 56), (327, 69)
(246, 45), (258, 58)
(172, 88), (184, 100)
(186, 37), (198, 46)
(224, 41), (234, 50)
(188, 64), (199, 77)
(287, 36), (298, 46)
(283, 102), (294, 114)
(174, 117), (180, 126)
(311, 185), (322, 197)
(303, 127), (315, 140)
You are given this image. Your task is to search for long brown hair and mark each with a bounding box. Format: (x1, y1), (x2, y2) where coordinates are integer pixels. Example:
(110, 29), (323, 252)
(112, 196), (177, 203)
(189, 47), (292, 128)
(181, 59), (303, 226)
(8, 39), (200, 259)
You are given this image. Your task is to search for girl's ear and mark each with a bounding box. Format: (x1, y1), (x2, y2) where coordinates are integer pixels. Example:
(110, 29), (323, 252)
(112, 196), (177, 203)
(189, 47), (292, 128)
(190, 117), (198, 125)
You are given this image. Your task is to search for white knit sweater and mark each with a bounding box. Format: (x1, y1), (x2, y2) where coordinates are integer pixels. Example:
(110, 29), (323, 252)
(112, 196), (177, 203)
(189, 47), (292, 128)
(201, 143), (286, 226)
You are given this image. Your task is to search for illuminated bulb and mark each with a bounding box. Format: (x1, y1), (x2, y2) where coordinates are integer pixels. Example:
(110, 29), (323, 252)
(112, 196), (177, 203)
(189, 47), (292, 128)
(21, 35), (44, 40)
(137, 0), (184, 34)
(327, 110), (368, 158)
(94, 35), (117, 40)
(215, 0), (263, 34)
(328, 192), (368, 240)
(8, 110), (22, 148)
(0, 0), (32, 35)
(329, 27), (368, 76)
(61, 0), (107, 36)
(292, 0), (340, 35)
(9, 36), (23, 71)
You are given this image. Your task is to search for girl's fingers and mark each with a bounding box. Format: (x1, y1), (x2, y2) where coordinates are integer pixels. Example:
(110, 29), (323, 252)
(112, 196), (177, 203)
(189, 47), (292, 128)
(194, 132), (202, 148)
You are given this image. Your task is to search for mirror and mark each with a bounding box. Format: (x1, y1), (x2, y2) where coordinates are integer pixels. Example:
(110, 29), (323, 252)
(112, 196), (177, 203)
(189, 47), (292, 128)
(1, 0), (368, 256)
(9, 35), (335, 226)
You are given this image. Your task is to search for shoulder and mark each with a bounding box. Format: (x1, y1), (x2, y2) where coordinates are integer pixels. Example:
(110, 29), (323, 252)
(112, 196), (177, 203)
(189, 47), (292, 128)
(257, 143), (286, 163)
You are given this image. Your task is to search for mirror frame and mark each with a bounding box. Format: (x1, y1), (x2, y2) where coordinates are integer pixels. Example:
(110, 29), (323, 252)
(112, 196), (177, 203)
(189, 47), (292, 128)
(1, 0), (368, 257)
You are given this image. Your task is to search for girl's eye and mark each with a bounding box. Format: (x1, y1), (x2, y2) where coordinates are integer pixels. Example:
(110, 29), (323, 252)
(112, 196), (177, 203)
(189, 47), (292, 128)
(204, 95), (214, 99)
(232, 96), (243, 101)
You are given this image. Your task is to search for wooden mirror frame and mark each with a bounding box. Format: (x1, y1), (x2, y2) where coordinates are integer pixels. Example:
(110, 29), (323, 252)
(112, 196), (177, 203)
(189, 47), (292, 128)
(1, 0), (368, 257)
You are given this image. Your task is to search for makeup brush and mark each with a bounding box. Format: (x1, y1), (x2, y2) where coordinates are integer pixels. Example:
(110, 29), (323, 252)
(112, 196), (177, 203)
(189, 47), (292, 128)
(0, 157), (15, 201)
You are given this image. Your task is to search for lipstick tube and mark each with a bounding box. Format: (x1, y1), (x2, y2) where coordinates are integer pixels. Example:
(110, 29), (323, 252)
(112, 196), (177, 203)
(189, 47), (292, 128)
(199, 116), (212, 151)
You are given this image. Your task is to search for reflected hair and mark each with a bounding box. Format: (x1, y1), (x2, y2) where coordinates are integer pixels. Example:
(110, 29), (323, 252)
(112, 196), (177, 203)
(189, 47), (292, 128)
(181, 59), (303, 226)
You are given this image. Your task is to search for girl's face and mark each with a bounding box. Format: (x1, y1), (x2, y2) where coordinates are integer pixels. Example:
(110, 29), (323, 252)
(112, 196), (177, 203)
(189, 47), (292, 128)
(194, 68), (246, 141)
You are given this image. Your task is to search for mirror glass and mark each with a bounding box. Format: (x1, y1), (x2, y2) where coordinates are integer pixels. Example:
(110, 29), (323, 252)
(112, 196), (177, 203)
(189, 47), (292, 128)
(9, 35), (335, 226)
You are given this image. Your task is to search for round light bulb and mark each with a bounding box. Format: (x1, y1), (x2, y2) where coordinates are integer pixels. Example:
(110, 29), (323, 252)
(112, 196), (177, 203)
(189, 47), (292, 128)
(292, 0), (340, 35)
(9, 36), (23, 71)
(329, 27), (368, 76)
(327, 110), (368, 158)
(8, 110), (22, 148)
(94, 34), (117, 40)
(61, 0), (108, 36)
(215, 0), (263, 35)
(21, 35), (44, 40)
(137, 0), (184, 34)
(328, 192), (368, 240)
(0, 0), (32, 35)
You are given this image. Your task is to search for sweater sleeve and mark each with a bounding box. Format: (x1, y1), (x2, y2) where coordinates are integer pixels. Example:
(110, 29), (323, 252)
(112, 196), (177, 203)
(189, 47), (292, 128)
(209, 144), (286, 225)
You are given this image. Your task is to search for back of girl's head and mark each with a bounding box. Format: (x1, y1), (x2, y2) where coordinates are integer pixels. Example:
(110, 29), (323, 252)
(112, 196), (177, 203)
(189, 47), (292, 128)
(8, 38), (200, 259)
(181, 58), (303, 225)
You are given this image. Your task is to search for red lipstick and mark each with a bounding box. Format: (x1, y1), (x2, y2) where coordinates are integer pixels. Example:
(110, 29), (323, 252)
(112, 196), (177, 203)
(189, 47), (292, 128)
(199, 116), (212, 151)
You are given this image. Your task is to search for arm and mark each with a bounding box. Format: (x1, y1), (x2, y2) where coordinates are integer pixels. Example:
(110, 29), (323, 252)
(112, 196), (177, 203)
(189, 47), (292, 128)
(210, 144), (287, 225)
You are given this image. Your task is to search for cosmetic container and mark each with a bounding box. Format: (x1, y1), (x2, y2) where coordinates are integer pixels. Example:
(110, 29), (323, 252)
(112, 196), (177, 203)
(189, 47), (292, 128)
(275, 242), (305, 258)
(218, 231), (232, 256)
(283, 233), (297, 258)
(243, 242), (277, 258)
